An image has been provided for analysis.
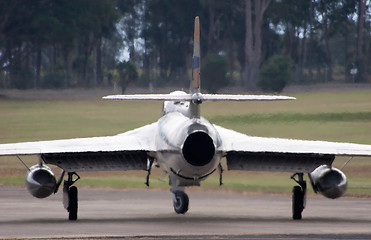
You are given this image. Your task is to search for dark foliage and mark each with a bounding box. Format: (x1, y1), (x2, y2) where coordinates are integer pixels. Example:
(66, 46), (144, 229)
(258, 55), (293, 92)
(201, 54), (229, 93)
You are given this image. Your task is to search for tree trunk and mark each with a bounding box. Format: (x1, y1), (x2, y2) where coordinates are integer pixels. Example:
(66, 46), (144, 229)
(308, 0), (314, 82)
(82, 51), (89, 87)
(322, 0), (332, 81)
(357, 0), (365, 59)
(251, 0), (264, 88)
(35, 47), (41, 88)
(53, 44), (57, 68)
(243, 0), (270, 91)
(63, 50), (72, 88)
(207, 6), (215, 55)
(299, 26), (307, 83)
(285, 23), (294, 57)
(121, 81), (128, 94)
(82, 31), (95, 87)
(227, 20), (236, 84)
(243, 0), (252, 90)
(356, 0), (366, 82)
(95, 37), (103, 87)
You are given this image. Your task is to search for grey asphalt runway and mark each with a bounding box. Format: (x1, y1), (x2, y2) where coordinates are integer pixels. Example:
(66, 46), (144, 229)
(1, 186), (371, 239)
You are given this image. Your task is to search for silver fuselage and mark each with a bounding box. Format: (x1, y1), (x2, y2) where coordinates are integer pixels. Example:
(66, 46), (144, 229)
(155, 96), (222, 186)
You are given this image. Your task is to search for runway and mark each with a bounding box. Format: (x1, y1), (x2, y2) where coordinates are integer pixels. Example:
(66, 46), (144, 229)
(1, 186), (371, 239)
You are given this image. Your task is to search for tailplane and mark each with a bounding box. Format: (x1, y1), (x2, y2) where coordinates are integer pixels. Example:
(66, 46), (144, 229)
(103, 94), (295, 101)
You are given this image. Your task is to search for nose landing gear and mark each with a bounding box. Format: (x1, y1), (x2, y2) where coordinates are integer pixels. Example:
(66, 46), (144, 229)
(169, 175), (189, 214)
(172, 191), (189, 214)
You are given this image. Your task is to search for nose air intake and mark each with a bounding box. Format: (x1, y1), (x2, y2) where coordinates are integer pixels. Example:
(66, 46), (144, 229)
(182, 132), (215, 167)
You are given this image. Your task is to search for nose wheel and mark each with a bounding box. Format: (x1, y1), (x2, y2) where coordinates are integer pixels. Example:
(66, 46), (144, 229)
(172, 191), (189, 214)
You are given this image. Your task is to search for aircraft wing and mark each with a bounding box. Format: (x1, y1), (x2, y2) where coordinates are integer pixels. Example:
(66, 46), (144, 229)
(214, 125), (371, 173)
(0, 123), (158, 172)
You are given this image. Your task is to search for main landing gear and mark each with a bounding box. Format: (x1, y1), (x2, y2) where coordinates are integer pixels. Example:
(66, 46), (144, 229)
(63, 172), (80, 221)
(291, 173), (307, 220)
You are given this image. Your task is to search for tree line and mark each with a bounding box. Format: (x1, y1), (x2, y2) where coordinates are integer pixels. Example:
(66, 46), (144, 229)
(0, 0), (369, 92)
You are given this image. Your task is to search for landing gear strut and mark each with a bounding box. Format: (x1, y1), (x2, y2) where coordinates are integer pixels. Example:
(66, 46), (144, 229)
(169, 176), (189, 214)
(63, 172), (80, 221)
(291, 173), (306, 220)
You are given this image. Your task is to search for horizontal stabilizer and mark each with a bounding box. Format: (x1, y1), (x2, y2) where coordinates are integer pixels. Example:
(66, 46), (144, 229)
(103, 94), (195, 101)
(202, 94), (295, 101)
(103, 93), (295, 102)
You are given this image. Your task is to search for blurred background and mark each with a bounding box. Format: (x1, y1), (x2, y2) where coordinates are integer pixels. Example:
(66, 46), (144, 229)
(0, 0), (370, 94)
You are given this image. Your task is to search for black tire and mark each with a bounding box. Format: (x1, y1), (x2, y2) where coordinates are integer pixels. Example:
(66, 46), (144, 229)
(292, 186), (303, 220)
(173, 191), (189, 214)
(68, 186), (78, 221)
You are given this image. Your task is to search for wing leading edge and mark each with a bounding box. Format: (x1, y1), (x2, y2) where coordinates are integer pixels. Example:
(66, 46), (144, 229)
(215, 125), (371, 173)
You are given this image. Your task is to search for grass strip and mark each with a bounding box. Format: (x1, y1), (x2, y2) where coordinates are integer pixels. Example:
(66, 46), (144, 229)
(211, 112), (371, 125)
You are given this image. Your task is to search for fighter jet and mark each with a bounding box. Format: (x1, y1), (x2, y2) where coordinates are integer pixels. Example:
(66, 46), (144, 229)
(0, 17), (370, 221)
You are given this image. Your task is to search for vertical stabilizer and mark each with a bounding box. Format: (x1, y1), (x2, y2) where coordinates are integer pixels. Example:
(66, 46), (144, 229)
(189, 16), (201, 119)
(191, 16), (200, 93)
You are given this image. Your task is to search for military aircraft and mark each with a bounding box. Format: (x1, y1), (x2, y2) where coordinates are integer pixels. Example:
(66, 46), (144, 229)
(0, 17), (370, 221)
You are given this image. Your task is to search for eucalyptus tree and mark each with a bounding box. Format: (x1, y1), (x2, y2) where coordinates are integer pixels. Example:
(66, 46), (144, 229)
(243, 0), (271, 91)
(142, 0), (200, 87)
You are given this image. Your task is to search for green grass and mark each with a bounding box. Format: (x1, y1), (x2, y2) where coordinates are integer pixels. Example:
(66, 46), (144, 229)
(0, 89), (371, 196)
(211, 112), (371, 124)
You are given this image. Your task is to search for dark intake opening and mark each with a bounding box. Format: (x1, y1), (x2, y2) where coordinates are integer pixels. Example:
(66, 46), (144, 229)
(182, 131), (215, 167)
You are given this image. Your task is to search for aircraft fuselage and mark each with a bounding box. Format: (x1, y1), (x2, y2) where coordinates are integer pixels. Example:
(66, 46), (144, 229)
(155, 97), (222, 186)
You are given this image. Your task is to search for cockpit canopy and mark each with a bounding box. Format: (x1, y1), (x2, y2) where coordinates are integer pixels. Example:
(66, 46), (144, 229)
(162, 91), (190, 116)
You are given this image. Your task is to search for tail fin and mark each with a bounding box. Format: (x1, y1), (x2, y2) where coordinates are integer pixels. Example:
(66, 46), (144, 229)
(191, 16), (200, 93)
